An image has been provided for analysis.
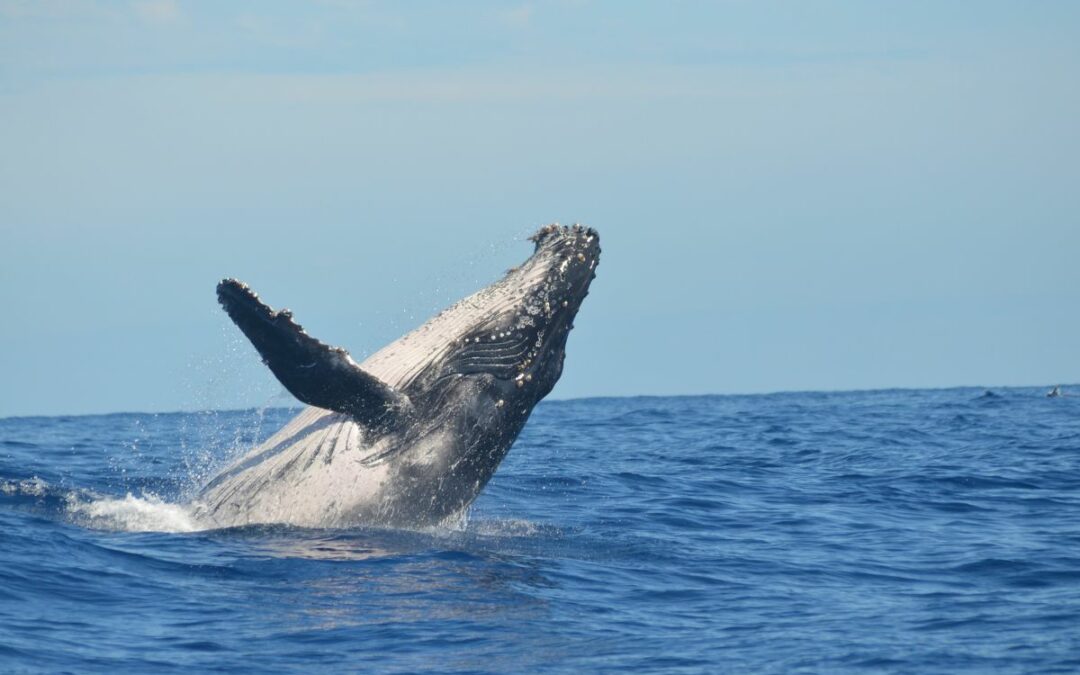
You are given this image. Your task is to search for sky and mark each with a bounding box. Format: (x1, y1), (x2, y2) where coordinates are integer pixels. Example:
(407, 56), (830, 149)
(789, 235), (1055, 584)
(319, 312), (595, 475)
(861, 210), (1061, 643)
(1, 1), (1078, 417)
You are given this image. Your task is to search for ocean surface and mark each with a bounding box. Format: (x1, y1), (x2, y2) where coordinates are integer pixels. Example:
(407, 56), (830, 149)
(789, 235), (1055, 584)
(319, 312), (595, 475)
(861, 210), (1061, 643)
(1, 387), (1079, 673)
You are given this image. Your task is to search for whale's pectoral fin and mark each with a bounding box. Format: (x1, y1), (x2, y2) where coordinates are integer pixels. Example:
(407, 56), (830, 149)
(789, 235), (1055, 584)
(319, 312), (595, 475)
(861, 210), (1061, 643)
(217, 279), (411, 429)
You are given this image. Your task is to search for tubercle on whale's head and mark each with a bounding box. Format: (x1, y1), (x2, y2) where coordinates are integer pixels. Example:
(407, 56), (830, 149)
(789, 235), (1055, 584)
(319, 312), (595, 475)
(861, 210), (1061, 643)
(514, 223), (600, 399)
(521, 223), (601, 294)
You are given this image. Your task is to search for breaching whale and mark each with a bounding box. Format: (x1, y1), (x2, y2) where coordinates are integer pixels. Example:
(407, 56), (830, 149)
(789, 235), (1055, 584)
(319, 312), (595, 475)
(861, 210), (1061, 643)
(194, 224), (599, 529)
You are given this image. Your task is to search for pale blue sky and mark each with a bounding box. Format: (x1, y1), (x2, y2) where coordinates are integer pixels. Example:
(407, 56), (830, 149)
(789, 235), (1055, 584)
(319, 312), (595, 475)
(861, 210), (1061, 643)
(1, 1), (1078, 416)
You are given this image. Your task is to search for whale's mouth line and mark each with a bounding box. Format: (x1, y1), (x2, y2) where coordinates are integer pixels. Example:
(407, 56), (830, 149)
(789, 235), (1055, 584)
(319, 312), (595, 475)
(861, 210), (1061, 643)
(491, 224), (598, 397)
(428, 224), (599, 387)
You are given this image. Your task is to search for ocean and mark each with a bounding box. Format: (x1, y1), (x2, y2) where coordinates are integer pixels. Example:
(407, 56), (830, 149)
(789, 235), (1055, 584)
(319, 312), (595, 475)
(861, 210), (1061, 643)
(1, 387), (1078, 673)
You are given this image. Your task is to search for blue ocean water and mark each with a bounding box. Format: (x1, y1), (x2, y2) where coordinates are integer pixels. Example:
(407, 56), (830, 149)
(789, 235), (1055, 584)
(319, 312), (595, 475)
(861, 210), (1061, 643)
(1, 387), (1079, 673)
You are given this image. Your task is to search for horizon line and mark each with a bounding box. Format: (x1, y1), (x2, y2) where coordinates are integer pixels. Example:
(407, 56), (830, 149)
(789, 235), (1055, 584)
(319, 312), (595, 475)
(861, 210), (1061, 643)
(2, 381), (1074, 422)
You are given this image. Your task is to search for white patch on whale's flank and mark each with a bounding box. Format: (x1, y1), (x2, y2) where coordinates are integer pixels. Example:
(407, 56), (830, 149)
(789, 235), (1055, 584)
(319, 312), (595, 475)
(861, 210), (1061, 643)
(193, 413), (394, 528)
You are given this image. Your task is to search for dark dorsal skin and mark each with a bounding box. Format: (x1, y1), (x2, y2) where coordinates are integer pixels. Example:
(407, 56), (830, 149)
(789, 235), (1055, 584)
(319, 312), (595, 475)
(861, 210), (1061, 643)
(198, 224), (599, 529)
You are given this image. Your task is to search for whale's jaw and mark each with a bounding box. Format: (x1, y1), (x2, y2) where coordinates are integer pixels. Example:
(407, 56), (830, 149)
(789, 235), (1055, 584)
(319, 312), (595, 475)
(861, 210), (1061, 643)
(402, 224), (600, 404)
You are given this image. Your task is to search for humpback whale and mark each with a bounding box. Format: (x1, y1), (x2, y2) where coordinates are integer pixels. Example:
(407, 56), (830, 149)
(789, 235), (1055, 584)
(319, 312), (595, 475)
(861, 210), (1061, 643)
(194, 224), (599, 529)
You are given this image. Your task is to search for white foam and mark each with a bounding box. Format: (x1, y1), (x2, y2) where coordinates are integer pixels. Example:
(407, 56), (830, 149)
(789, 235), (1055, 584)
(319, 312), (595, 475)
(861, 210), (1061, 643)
(67, 493), (208, 533)
(0, 476), (48, 497)
(467, 518), (543, 537)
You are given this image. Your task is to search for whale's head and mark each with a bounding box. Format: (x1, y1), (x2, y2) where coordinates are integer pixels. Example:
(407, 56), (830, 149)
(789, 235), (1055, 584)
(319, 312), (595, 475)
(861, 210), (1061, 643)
(496, 223), (600, 401)
(403, 224), (600, 420)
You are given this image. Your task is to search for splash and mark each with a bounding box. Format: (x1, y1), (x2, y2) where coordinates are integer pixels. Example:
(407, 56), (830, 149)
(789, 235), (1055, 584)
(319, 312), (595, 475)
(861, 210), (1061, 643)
(466, 518), (546, 537)
(3, 477), (206, 534)
(0, 476), (49, 497)
(66, 492), (207, 533)
(3, 475), (545, 538)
